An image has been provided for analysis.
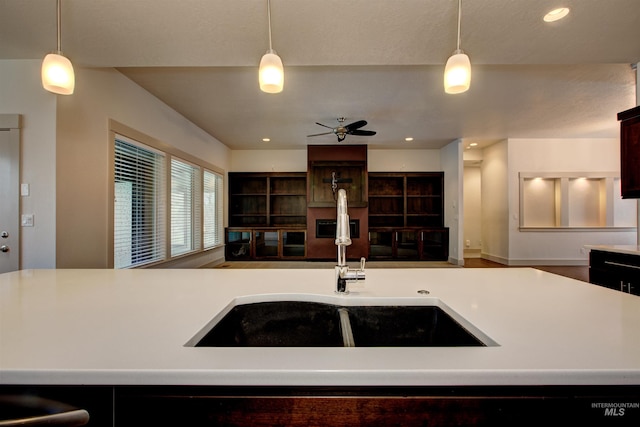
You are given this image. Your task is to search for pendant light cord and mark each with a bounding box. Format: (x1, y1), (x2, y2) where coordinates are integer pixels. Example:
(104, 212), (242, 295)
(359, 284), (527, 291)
(456, 0), (462, 51)
(56, 0), (62, 52)
(267, 0), (274, 51)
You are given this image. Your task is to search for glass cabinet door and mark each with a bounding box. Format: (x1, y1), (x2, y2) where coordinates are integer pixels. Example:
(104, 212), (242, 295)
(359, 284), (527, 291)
(282, 230), (306, 258)
(225, 230), (252, 260)
(255, 230), (279, 258)
(395, 230), (419, 260)
(420, 229), (449, 261)
(368, 230), (394, 259)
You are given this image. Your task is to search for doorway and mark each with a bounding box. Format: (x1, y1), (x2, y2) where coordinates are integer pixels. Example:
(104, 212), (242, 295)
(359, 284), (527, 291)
(463, 162), (482, 259)
(0, 115), (21, 273)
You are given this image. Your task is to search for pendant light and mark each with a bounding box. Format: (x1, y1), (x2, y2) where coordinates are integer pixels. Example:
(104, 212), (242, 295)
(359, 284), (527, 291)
(259, 0), (284, 93)
(444, 0), (471, 94)
(42, 0), (75, 95)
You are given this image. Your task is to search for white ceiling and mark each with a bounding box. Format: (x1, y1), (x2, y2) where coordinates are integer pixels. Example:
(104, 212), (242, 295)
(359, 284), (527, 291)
(2, 0), (638, 150)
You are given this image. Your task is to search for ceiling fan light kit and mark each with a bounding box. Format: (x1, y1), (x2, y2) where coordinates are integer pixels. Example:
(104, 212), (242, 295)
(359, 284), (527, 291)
(259, 0), (284, 93)
(42, 0), (74, 95)
(444, 0), (471, 94)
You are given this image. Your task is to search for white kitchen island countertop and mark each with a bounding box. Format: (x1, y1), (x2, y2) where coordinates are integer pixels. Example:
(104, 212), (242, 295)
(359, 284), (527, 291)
(1, 267), (639, 387)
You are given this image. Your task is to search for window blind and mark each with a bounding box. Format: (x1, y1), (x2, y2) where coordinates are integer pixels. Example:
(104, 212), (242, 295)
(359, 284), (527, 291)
(204, 169), (223, 248)
(114, 138), (166, 268)
(171, 158), (201, 256)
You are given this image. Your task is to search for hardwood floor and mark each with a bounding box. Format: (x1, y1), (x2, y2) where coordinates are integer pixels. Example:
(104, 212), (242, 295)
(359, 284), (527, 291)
(214, 258), (590, 283)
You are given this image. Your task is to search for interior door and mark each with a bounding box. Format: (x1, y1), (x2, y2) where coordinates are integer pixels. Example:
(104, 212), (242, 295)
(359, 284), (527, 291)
(0, 115), (21, 273)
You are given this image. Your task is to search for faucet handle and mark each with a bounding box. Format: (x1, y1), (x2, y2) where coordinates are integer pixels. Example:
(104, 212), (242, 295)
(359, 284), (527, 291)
(359, 257), (366, 271)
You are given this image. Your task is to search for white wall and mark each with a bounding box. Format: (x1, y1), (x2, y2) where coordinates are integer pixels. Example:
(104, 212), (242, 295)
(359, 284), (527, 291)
(55, 67), (231, 268)
(507, 138), (636, 265)
(231, 150), (306, 172)
(0, 60), (57, 268)
(1, 60), (232, 269)
(229, 148), (443, 173)
(368, 149), (441, 171)
(481, 140), (510, 263)
(440, 140), (463, 265)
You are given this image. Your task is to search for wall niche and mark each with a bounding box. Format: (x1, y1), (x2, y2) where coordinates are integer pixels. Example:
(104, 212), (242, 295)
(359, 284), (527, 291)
(519, 172), (637, 229)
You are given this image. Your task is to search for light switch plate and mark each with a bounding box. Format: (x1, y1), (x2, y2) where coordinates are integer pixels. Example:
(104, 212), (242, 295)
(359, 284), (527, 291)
(21, 214), (34, 227)
(20, 183), (30, 196)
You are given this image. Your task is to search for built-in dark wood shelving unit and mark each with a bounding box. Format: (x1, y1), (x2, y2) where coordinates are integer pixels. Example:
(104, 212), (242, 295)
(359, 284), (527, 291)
(229, 172), (306, 228)
(368, 173), (444, 228)
(227, 168), (447, 262)
(227, 172), (307, 260)
(368, 172), (447, 261)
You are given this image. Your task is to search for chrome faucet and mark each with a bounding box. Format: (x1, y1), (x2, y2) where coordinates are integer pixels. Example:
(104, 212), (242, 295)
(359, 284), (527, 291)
(335, 189), (365, 293)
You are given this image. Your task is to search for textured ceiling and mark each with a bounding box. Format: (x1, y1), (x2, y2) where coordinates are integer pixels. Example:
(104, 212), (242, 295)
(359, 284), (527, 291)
(2, 0), (638, 149)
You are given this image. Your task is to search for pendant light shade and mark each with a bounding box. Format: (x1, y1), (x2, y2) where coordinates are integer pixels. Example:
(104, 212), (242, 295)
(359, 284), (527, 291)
(259, 49), (284, 93)
(42, 52), (75, 95)
(42, 0), (74, 95)
(444, 0), (470, 94)
(259, 0), (284, 93)
(444, 49), (471, 94)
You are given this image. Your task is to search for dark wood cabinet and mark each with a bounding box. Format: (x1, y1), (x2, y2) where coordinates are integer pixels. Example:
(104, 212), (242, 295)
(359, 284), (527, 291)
(368, 173), (447, 260)
(269, 176), (307, 226)
(229, 173), (306, 228)
(225, 228), (306, 260)
(5, 384), (640, 426)
(589, 250), (640, 296)
(368, 173), (444, 228)
(227, 173), (307, 261)
(369, 228), (449, 261)
(227, 170), (448, 262)
(618, 106), (640, 199)
(225, 229), (253, 260)
(368, 175), (404, 227)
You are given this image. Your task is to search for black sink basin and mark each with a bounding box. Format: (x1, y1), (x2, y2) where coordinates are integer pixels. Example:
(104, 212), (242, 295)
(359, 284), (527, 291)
(193, 301), (487, 347)
(195, 301), (344, 347)
(346, 305), (485, 347)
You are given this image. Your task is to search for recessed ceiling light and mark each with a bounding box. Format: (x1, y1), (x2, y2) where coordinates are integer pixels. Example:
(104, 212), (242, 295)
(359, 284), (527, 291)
(544, 7), (570, 22)
(405, 137), (414, 142)
(262, 138), (270, 142)
(469, 142), (478, 147)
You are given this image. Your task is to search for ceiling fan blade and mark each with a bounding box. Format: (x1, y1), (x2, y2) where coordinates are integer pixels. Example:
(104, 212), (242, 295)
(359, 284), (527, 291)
(307, 131), (334, 137)
(349, 130), (376, 136)
(315, 122), (335, 130)
(344, 120), (367, 131)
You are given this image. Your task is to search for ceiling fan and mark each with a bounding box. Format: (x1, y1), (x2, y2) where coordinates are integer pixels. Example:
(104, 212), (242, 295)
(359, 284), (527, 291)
(307, 117), (376, 142)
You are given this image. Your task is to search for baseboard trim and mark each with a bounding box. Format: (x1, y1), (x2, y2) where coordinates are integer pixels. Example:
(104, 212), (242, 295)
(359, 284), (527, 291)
(448, 256), (465, 266)
(480, 253), (509, 265)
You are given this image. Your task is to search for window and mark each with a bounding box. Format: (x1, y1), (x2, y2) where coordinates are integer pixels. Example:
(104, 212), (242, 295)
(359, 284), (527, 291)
(203, 169), (224, 248)
(114, 138), (166, 268)
(171, 158), (201, 256)
(111, 125), (224, 269)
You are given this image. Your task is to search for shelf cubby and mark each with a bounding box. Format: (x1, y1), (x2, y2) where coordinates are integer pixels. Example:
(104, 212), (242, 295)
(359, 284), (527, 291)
(229, 172), (307, 228)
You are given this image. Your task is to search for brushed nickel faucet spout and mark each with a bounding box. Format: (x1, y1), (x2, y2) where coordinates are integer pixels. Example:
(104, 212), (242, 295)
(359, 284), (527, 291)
(335, 189), (365, 293)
